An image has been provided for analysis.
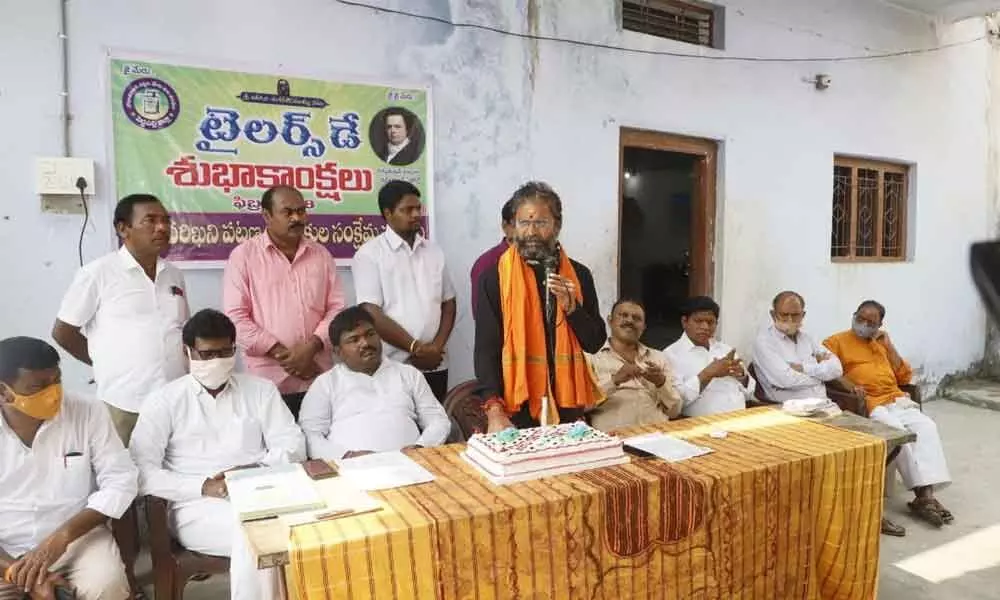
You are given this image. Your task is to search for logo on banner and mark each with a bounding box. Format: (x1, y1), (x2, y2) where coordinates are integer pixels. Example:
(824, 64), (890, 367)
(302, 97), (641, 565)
(122, 77), (180, 130)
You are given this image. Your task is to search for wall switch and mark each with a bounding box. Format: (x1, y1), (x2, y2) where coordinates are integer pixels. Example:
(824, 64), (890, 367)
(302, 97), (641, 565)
(35, 157), (95, 196)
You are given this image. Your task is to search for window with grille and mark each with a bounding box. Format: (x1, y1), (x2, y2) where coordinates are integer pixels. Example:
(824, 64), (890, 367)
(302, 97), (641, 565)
(622, 0), (721, 48)
(830, 157), (909, 261)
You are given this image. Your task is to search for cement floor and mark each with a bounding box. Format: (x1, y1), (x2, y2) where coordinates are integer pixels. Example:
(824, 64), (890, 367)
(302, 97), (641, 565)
(141, 399), (998, 599)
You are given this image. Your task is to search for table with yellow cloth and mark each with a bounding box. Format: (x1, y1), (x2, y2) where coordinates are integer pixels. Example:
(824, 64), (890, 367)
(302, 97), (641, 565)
(285, 408), (886, 599)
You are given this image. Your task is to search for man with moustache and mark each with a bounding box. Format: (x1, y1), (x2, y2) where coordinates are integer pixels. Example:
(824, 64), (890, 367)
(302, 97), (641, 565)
(825, 300), (953, 530)
(352, 181), (457, 402)
(752, 290), (843, 403)
(298, 306), (451, 460)
(223, 186), (345, 419)
(587, 299), (681, 431)
(53, 194), (189, 445)
(474, 181), (607, 431)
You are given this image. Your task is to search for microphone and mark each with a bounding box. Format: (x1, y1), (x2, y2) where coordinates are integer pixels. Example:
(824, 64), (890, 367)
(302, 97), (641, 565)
(542, 253), (559, 327)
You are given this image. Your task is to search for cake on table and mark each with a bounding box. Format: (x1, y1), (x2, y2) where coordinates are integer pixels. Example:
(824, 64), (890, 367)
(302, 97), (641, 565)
(463, 422), (629, 485)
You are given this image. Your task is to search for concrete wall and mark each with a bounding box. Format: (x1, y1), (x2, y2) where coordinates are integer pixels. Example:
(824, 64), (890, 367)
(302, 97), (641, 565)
(0, 0), (992, 395)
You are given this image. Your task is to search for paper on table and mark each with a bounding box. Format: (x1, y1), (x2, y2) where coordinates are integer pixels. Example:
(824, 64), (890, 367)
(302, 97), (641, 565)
(279, 477), (382, 527)
(335, 450), (436, 491)
(623, 433), (714, 462)
(225, 463), (325, 521)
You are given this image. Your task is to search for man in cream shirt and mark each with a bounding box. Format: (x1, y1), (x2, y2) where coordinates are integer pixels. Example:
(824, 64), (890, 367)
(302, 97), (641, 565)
(752, 291), (843, 402)
(299, 306), (451, 460)
(52, 194), (189, 445)
(664, 296), (755, 417)
(130, 310), (304, 600)
(0, 336), (137, 600)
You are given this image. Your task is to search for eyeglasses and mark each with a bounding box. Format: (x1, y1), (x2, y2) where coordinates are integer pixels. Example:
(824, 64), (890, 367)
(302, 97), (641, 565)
(192, 346), (236, 360)
(515, 219), (554, 231)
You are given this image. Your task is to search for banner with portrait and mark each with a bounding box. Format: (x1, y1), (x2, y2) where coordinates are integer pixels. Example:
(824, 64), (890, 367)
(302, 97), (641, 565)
(109, 57), (431, 264)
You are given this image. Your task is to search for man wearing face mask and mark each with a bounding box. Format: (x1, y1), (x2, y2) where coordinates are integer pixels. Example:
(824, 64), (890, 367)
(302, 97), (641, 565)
(224, 185), (345, 420)
(298, 306), (451, 460)
(0, 336), (137, 600)
(474, 181), (607, 431)
(752, 291), (843, 403)
(587, 299), (681, 432)
(824, 300), (953, 530)
(130, 309), (304, 600)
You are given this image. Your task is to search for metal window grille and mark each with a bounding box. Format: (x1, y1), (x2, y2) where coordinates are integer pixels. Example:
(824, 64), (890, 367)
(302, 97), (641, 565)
(623, 0), (715, 48)
(831, 157), (909, 261)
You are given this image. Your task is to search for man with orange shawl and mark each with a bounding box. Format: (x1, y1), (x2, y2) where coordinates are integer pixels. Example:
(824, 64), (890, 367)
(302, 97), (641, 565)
(474, 182), (607, 432)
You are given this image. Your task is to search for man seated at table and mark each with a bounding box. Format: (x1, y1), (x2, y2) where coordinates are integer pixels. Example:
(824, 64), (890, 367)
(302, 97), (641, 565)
(664, 296), (755, 417)
(825, 300), (953, 529)
(130, 309), (305, 600)
(0, 336), (136, 600)
(299, 306), (451, 459)
(752, 291), (842, 402)
(587, 299), (680, 431)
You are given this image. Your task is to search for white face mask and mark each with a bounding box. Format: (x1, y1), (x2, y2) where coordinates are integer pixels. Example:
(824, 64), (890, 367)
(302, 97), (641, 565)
(188, 355), (236, 389)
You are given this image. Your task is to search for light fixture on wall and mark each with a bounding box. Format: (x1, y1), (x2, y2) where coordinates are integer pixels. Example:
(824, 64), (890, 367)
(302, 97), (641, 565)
(624, 170), (633, 180)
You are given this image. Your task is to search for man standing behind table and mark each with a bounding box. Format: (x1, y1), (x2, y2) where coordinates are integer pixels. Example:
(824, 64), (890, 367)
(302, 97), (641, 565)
(0, 337), (137, 600)
(130, 309), (304, 600)
(664, 296), (755, 417)
(752, 290), (843, 402)
(299, 306), (451, 460)
(470, 199), (515, 319)
(475, 181), (607, 432)
(52, 194), (188, 445)
(223, 185), (345, 419)
(587, 299), (681, 431)
(352, 180), (457, 402)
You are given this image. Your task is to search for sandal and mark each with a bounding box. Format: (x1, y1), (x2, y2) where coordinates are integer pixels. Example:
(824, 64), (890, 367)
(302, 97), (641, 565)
(928, 498), (954, 524)
(881, 517), (906, 537)
(908, 498), (945, 527)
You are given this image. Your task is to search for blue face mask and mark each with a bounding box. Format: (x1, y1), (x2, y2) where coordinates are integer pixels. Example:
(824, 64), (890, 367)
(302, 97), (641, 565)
(852, 320), (879, 340)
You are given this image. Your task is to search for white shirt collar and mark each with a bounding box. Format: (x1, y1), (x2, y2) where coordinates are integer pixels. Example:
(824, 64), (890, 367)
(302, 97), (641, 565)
(386, 137), (410, 159)
(117, 245), (165, 275)
(384, 226), (425, 252)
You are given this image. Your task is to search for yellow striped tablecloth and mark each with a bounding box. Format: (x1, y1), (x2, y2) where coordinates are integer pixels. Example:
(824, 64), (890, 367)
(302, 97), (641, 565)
(287, 408), (885, 599)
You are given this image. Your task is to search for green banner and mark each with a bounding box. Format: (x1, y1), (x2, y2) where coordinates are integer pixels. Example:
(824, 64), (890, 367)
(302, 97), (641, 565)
(109, 58), (430, 262)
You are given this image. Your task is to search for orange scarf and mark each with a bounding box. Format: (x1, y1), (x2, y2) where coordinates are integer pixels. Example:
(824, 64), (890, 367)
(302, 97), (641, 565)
(498, 245), (603, 423)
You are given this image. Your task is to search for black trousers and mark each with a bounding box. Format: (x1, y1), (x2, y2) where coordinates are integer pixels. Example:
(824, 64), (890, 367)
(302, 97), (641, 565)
(282, 392), (306, 420)
(423, 370), (449, 403)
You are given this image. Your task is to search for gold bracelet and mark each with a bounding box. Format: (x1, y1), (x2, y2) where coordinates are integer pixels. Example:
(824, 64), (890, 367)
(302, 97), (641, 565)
(409, 339), (419, 353)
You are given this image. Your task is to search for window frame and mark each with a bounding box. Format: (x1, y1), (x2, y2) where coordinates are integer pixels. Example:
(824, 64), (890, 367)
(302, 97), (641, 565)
(830, 156), (910, 263)
(621, 0), (725, 50)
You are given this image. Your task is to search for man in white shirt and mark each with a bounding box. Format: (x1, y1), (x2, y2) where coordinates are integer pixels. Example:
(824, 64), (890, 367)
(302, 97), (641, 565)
(664, 296), (755, 417)
(130, 310), (305, 600)
(299, 306), (451, 460)
(52, 194), (189, 445)
(0, 336), (137, 600)
(352, 180), (457, 402)
(752, 291), (842, 402)
(587, 299), (681, 431)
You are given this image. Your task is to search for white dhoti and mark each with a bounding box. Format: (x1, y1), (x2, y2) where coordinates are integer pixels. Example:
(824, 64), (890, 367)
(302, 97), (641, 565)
(171, 498), (280, 600)
(870, 398), (951, 490)
(0, 524), (129, 600)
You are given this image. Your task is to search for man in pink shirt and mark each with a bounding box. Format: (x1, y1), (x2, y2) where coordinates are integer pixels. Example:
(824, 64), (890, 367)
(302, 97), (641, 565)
(223, 186), (345, 418)
(469, 199), (514, 319)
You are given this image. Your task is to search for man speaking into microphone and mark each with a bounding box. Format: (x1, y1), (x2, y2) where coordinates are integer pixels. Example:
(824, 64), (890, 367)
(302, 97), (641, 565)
(474, 181), (606, 432)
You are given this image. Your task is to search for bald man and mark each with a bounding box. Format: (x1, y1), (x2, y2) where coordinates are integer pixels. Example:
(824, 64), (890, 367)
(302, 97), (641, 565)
(752, 291), (842, 402)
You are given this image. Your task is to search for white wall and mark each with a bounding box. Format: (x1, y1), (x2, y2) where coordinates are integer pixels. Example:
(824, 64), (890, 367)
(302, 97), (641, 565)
(0, 0), (991, 395)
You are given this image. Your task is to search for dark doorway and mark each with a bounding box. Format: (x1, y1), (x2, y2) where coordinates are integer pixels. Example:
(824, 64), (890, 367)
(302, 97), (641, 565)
(618, 130), (717, 350)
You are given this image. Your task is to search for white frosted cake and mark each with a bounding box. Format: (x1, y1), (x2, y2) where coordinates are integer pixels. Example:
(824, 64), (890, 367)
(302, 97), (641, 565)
(463, 422), (628, 485)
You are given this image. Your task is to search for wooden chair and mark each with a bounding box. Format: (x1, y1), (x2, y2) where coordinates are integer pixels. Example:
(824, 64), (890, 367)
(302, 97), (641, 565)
(145, 495), (230, 600)
(443, 379), (488, 441)
(824, 381), (922, 417)
(745, 363), (779, 408)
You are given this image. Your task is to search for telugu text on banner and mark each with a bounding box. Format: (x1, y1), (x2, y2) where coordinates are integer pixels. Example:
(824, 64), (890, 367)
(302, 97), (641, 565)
(109, 58), (430, 263)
